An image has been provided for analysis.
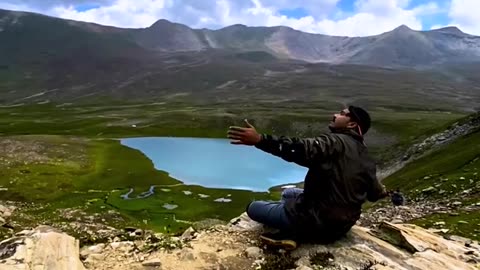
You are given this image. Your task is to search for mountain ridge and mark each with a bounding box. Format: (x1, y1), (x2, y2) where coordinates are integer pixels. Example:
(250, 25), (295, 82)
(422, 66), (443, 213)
(0, 8), (472, 37)
(2, 8), (480, 68)
(1, 7), (480, 107)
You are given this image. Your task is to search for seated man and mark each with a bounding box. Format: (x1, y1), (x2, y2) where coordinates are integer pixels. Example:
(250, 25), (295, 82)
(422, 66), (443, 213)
(227, 105), (389, 250)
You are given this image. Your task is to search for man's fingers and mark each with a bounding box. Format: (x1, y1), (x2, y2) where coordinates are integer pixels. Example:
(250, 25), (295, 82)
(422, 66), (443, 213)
(244, 119), (254, 128)
(227, 130), (245, 136)
(230, 140), (244, 145)
(229, 126), (247, 132)
(227, 134), (243, 140)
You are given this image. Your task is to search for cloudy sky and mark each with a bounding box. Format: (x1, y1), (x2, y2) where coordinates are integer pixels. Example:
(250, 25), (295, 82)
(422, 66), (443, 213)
(1, 0), (479, 36)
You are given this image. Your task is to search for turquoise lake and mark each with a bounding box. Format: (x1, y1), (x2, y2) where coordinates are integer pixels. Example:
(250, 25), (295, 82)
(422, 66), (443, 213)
(120, 137), (308, 192)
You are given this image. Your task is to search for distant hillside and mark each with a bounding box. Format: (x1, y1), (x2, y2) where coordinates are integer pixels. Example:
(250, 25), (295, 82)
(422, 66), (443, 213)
(385, 112), (480, 190)
(0, 9), (148, 64)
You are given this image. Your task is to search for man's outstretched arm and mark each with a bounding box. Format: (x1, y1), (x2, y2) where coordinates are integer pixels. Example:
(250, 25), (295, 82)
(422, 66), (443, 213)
(367, 176), (389, 202)
(253, 133), (342, 167)
(227, 119), (342, 167)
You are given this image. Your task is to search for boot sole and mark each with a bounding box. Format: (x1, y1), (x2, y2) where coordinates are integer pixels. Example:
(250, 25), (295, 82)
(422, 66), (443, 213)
(259, 235), (297, 250)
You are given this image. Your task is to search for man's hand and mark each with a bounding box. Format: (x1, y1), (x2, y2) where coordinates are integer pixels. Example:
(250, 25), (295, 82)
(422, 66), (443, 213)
(227, 119), (262, 145)
(378, 185), (390, 199)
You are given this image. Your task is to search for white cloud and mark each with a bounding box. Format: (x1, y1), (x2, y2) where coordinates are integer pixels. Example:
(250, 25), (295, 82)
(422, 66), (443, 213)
(0, 0), (114, 9)
(430, 24), (444, 30)
(259, 0), (340, 19)
(311, 1), (441, 36)
(0, 2), (40, 13)
(49, 0), (168, 28)
(231, 0), (440, 36)
(1, 0), (449, 37)
(448, 0), (480, 35)
(356, 0), (409, 15)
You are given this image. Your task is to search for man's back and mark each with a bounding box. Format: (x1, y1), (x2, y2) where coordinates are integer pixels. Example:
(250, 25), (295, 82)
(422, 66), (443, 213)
(256, 130), (384, 242)
(302, 132), (379, 210)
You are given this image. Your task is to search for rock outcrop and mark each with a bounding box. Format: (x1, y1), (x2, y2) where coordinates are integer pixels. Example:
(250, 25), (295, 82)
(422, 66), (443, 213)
(0, 225), (85, 270)
(1, 212), (479, 269)
(405, 112), (479, 158)
(77, 212), (480, 270)
(232, 213), (480, 270)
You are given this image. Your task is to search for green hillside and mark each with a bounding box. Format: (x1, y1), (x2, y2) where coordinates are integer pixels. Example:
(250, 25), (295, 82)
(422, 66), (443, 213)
(381, 115), (480, 240)
(385, 127), (479, 194)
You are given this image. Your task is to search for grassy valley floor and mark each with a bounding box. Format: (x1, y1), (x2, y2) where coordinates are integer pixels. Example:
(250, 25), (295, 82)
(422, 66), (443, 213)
(0, 135), (278, 242)
(0, 101), (467, 166)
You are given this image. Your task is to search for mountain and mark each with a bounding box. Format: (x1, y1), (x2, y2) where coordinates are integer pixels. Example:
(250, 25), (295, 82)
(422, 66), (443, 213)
(137, 21), (480, 68)
(136, 20), (480, 68)
(347, 25), (480, 67)
(133, 19), (208, 51)
(2, 9), (480, 68)
(1, 8), (480, 107)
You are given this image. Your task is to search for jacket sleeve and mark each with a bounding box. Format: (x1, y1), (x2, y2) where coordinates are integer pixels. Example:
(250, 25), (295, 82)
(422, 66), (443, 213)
(253, 133), (343, 168)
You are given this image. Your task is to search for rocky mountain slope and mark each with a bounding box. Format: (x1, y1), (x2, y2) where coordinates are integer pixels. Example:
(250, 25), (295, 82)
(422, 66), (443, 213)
(377, 111), (480, 180)
(203, 24), (480, 68)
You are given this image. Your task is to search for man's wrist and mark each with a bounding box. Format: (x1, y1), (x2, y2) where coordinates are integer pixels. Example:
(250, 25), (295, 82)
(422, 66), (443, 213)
(380, 187), (389, 198)
(255, 134), (263, 144)
(253, 134), (263, 145)
(254, 134), (267, 148)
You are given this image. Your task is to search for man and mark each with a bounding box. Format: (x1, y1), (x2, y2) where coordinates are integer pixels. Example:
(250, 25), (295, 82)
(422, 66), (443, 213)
(227, 105), (389, 250)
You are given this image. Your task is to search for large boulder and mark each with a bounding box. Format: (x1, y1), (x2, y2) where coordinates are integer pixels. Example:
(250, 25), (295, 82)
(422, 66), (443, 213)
(0, 225), (85, 270)
(229, 212), (480, 270)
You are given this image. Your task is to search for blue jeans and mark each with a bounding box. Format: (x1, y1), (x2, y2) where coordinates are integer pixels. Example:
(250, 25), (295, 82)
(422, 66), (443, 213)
(246, 188), (303, 231)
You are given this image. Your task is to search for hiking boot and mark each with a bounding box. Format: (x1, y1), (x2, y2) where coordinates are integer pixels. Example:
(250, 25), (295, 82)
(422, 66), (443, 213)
(259, 232), (297, 250)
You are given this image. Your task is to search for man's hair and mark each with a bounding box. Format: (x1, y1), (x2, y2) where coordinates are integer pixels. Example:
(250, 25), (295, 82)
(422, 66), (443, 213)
(348, 105), (371, 135)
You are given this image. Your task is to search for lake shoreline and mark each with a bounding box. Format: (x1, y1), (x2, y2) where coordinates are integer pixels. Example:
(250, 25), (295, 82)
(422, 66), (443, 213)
(120, 136), (308, 193)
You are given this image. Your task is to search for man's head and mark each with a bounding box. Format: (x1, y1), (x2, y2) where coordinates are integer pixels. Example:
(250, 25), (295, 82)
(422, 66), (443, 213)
(328, 105), (371, 135)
